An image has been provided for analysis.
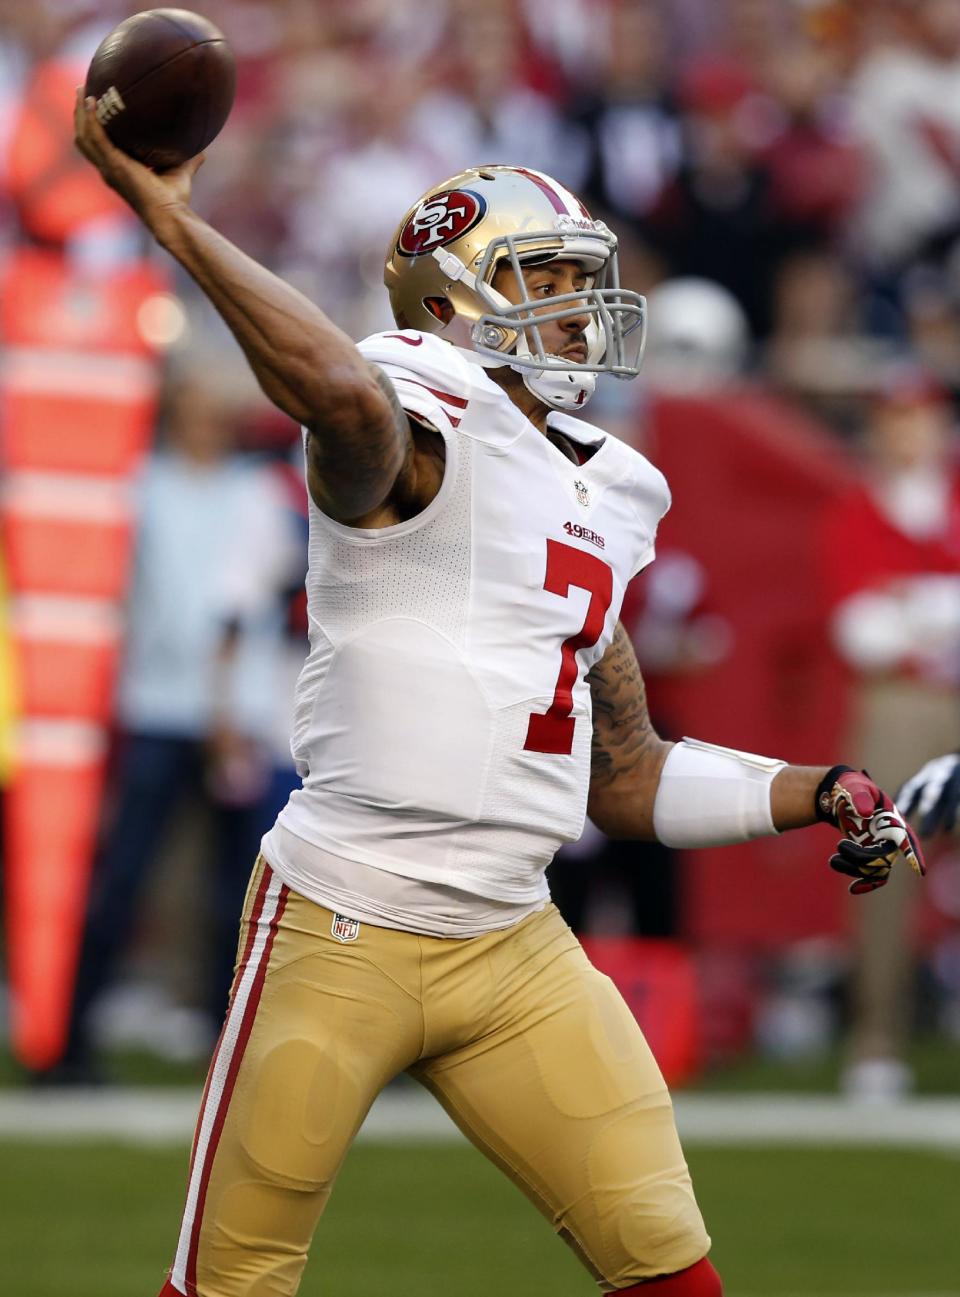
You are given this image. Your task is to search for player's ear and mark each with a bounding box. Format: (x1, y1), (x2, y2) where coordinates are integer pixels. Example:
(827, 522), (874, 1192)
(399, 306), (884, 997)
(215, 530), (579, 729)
(424, 297), (454, 325)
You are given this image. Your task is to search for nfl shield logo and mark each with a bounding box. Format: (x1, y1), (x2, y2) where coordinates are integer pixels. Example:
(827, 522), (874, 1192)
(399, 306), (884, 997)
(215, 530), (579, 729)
(574, 478), (590, 507)
(331, 913), (360, 943)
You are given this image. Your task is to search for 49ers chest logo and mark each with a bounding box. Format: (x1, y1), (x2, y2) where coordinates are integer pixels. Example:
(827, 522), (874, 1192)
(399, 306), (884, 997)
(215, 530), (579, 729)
(397, 189), (487, 257)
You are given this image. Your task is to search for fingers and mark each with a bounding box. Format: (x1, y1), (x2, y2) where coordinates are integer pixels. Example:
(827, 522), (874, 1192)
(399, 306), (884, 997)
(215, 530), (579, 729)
(849, 876), (888, 896)
(831, 839), (895, 868)
(829, 821), (924, 894)
(73, 86), (90, 153)
(848, 785), (878, 818)
(854, 771), (882, 817)
(833, 773), (880, 821)
(74, 87), (128, 168)
(902, 821), (926, 877)
(899, 839), (923, 877)
(73, 87), (109, 160)
(871, 808), (926, 877)
(830, 836), (898, 894)
(832, 860), (891, 895)
(829, 769), (928, 893)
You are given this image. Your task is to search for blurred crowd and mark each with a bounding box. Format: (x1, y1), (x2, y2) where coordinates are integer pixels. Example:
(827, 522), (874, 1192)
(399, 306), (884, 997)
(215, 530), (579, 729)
(6, 0), (960, 386)
(1, 0), (960, 1092)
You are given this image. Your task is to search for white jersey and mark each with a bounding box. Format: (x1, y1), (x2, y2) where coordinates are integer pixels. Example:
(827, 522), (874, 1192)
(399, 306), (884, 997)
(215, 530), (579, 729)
(272, 330), (670, 905)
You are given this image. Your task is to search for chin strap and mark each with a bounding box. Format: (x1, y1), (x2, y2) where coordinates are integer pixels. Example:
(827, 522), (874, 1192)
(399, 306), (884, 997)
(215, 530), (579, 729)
(517, 363), (597, 410)
(511, 310), (604, 409)
(455, 334), (599, 409)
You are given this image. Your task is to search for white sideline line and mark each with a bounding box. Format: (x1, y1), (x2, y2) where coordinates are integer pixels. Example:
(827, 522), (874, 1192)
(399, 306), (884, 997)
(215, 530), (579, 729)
(1, 1090), (960, 1149)
(673, 1094), (960, 1149)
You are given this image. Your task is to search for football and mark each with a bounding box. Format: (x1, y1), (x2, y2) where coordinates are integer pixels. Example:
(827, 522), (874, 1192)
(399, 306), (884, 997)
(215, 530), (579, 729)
(84, 8), (236, 171)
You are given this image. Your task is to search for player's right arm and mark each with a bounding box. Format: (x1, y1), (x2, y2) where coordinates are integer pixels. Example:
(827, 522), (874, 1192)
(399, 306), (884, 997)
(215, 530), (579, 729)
(73, 92), (411, 524)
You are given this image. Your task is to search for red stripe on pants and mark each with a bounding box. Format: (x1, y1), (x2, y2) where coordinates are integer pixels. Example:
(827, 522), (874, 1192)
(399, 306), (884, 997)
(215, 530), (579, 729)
(184, 865), (288, 1295)
(187, 867), (269, 1177)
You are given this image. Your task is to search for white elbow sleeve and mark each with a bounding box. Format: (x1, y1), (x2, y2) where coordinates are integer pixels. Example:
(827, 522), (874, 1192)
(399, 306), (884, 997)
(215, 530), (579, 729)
(652, 737), (787, 848)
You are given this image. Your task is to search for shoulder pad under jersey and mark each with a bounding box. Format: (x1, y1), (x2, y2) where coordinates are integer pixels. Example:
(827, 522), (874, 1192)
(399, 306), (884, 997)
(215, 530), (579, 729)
(549, 411), (671, 576)
(358, 330), (476, 432)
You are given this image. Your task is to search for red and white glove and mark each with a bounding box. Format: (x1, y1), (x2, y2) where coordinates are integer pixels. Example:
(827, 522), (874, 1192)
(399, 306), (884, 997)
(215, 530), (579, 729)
(815, 766), (926, 895)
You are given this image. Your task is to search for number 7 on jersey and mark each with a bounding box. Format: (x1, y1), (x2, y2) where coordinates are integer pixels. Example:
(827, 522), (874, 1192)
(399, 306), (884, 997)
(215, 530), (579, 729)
(524, 539), (613, 756)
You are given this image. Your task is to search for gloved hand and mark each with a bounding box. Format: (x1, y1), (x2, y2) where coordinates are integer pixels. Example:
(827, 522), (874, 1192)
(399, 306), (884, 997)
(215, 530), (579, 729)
(815, 766), (926, 895)
(897, 752), (960, 836)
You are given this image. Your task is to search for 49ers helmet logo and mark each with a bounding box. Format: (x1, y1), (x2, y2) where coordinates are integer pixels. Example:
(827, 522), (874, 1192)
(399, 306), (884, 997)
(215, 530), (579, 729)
(397, 189), (487, 257)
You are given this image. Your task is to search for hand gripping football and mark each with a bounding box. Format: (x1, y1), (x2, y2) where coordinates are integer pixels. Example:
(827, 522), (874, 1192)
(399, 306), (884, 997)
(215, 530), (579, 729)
(84, 8), (236, 170)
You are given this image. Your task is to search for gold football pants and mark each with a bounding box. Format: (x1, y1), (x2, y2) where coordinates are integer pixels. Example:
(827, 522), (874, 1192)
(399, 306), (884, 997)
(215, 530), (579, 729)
(164, 857), (709, 1295)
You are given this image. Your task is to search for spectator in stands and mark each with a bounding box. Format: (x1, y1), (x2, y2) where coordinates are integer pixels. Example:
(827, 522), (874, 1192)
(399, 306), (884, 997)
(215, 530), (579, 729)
(47, 367), (303, 1083)
(563, 0), (682, 224)
(764, 250), (889, 433)
(761, 37), (862, 254)
(411, 0), (579, 189)
(899, 261), (960, 396)
(821, 364), (960, 1098)
(644, 54), (780, 336)
(848, 0), (960, 331)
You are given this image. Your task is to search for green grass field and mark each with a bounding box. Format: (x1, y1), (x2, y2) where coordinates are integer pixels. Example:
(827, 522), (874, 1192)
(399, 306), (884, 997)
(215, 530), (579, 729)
(2, 1140), (958, 1297)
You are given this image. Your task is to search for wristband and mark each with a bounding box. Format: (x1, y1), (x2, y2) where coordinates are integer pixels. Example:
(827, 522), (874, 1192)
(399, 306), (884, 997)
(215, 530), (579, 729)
(814, 764), (857, 825)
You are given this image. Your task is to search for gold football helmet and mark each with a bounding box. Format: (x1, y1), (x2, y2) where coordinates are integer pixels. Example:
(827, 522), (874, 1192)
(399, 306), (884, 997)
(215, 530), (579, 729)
(384, 164), (646, 409)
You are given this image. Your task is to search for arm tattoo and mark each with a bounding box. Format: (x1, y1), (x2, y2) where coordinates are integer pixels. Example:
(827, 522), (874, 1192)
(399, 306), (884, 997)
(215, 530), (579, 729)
(305, 363), (412, 518)
(370, 363), (412, 439)
(587, 622), (663, 791)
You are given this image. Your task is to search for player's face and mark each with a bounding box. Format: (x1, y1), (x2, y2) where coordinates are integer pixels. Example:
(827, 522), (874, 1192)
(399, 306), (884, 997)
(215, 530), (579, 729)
(491, 258), (593, 362)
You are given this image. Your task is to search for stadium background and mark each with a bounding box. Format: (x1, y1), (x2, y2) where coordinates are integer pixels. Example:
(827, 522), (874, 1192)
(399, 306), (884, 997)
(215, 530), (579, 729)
(1, 0), (959, 1293)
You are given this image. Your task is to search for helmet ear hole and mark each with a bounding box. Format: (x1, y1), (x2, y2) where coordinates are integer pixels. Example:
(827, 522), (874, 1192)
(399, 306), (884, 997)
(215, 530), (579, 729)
(423, 296), (454, 324)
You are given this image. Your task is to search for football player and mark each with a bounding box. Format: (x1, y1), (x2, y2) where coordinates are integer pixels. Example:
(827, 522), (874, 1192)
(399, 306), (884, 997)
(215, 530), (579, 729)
(75, 96), (925, 1297)
(899, 752), (960, 836)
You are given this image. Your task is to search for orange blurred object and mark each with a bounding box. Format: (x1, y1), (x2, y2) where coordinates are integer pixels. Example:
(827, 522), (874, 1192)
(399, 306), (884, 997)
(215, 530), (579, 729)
(6, 60), (128, 245)
(13, 627), (120, 722)
(1, 248), (165, 1072)
(2, 507), (133, 600)
(0, 247), (165, 353)
(4, 742), (107, 1070)
(2, 388), (154, 476)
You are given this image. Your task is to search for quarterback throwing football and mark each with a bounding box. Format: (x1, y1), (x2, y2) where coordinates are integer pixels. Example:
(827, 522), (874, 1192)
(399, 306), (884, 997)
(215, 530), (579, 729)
(75, 95), (924, 1297)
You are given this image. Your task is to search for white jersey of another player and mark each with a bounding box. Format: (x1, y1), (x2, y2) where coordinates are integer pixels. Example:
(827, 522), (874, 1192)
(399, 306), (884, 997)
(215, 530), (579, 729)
(273, 330), (670, 904)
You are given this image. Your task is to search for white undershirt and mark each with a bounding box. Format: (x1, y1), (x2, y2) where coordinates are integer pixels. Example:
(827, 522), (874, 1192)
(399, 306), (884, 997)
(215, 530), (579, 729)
(260, 821), (547, 939)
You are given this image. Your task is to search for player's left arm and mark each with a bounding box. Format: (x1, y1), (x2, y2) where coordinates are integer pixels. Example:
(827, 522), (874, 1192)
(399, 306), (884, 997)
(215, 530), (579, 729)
(585, 621), (672, 839)
(586, 623), (925, 892)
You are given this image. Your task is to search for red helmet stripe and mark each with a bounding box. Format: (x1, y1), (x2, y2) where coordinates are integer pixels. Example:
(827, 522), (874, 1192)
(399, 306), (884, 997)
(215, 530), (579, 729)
(511, 166), (570, 215)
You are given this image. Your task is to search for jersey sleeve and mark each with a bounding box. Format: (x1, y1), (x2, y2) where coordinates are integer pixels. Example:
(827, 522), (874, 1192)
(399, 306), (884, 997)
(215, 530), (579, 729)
(580, 428), (670, 579)
(629, 450), (672, 578)
(357, 330), (472, 434)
